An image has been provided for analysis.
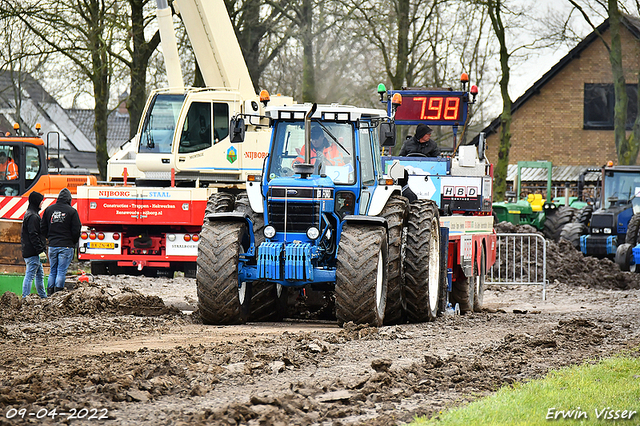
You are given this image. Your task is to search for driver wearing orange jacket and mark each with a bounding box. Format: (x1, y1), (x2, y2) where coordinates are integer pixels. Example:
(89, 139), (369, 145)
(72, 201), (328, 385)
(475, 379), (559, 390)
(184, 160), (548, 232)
(0, 152), (18, 180)
(293, 126), (345, 167)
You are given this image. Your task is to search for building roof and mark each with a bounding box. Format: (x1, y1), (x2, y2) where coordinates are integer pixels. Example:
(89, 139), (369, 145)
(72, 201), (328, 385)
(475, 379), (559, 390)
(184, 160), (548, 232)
(67, 108), (131, 156)
(473, 14), (640, 144)
(506, 164), (601, 182)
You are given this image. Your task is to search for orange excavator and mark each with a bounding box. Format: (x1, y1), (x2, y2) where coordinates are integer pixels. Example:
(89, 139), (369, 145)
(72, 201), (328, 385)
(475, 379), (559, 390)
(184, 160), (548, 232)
(0, 123), (97, 272)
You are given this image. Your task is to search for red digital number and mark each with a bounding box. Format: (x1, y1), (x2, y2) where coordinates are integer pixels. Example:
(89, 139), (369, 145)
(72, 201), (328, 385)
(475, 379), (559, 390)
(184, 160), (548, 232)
(443, 97), (460, 120)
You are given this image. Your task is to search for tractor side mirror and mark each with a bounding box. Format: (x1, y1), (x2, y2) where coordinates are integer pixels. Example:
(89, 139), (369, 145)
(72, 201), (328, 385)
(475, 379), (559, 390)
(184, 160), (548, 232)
(379, 122), (396, 147)
(230, 117), (246, 143)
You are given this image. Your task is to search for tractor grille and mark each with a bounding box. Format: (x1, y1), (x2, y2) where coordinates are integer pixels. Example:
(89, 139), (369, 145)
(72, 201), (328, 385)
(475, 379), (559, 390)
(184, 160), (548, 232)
(590, 213), (613, 229)
(268, 201), (320, 233)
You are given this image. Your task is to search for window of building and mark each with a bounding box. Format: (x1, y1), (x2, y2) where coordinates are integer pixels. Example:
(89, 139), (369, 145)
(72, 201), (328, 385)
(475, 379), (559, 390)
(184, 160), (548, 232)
(584, 83), (638, 130)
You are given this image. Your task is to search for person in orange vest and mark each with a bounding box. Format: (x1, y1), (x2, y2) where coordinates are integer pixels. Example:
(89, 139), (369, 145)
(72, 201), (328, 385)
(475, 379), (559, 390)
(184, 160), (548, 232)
(0, 151), (18, 180)
(293, 126), (345, 167)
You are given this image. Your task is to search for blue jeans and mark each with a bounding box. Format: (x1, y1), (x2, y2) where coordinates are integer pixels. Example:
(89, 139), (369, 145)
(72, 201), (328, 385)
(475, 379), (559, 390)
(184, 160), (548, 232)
(22, 255), (46, 298)
(48, 247), (74, 290)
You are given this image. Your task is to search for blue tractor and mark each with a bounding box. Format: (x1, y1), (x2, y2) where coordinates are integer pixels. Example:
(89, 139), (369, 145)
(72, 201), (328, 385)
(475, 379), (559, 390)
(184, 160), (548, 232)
(195, 102), (447, 326)
(559, 165), (640, 264)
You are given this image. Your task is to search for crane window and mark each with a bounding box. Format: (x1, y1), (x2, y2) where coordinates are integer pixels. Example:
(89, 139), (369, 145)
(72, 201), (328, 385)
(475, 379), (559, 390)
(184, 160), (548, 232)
(179, 102), (229, 153)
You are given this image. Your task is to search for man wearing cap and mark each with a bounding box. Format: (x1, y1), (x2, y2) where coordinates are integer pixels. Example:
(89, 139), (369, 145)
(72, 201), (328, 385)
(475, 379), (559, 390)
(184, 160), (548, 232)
(399, 124), (440, 157)
(0, 151), (18, 180)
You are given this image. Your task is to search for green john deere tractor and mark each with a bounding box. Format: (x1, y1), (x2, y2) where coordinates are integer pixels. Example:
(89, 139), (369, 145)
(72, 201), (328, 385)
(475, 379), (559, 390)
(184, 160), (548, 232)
(493, 161), (587, 241)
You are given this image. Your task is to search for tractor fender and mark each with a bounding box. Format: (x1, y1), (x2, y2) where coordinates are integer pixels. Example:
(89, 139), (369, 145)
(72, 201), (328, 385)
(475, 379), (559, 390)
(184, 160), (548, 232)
(246, 180), (263, 213)
(205, 211), (250, 228)
(368, 185), (402, 216)
(342, 215), (388, 230)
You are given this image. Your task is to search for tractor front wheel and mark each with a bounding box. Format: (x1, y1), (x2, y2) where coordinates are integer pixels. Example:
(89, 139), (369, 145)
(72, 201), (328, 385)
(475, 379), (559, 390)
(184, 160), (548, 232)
(336, 225), (388, 327)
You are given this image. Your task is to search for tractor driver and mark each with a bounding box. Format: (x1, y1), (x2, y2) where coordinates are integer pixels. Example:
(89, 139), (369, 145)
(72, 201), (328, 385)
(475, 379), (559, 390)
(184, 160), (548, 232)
(399, 124), (440, 157)
(293, 126), (345, 167)
(0, 151), (18, 180)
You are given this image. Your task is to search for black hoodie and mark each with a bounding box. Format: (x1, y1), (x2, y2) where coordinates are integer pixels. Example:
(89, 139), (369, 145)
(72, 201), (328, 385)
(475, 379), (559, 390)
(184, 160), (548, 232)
(21, 191), (46, 258)
(41, 188), (82, 248)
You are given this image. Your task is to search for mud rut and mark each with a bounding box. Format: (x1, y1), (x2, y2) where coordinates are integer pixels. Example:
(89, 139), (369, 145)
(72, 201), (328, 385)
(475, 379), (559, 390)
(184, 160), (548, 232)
(1, 227), (640, 425)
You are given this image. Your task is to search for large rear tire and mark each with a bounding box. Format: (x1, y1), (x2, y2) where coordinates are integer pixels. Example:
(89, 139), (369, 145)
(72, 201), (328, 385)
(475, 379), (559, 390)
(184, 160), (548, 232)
(248, 282), (288, 322)
(404, 200), (442, 323)
(379, 195), (409, 325)
(576, 204), (594, 226)
(560, 222), (587, 251)
(543, 206), (577, 241)
(197, 221), (252, 324)
(336, 225), (388, 327)
(203, 192), (236, 220)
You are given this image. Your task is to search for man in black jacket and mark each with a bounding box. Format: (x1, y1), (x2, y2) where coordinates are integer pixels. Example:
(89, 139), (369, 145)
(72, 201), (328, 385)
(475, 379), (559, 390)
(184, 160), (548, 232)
(21, 191), (47, 298)
(399, 124), (440, 157)
(41, 188), (82, 294)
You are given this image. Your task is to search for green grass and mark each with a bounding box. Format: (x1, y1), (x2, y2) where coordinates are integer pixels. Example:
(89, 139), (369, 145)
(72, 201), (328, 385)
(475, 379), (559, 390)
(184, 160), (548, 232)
(413, 352), (640, 426)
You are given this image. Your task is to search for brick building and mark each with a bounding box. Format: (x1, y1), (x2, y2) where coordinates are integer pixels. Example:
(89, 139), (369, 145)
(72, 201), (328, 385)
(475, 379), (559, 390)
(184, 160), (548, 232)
(477, 15), (640, 168)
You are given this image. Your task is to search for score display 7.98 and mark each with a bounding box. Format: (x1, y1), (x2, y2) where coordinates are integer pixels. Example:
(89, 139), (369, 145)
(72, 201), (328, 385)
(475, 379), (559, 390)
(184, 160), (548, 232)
(389, 90), (469, 126)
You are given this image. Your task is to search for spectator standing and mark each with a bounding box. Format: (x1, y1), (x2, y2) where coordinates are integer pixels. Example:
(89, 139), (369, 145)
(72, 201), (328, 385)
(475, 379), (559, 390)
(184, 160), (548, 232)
(21, 191), (47, 298)
(41, 188), (82, 294)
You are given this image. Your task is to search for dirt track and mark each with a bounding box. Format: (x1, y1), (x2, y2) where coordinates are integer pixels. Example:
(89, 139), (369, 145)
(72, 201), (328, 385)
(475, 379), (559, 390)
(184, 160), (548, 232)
(1, 235), (640, 425)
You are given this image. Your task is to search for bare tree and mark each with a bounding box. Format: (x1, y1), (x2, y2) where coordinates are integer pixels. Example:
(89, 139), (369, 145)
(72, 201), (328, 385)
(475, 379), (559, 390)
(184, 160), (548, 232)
(567, 0), (640, 164)
(6, 0), (121, 180)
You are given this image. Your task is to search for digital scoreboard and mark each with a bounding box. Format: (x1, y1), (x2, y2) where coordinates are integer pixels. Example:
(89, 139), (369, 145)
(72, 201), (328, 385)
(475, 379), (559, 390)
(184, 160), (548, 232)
(388, 90), (468, 126)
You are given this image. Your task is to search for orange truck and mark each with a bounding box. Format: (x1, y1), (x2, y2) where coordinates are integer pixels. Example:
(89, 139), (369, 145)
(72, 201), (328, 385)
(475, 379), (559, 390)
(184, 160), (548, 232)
(0, 125), (96, 272)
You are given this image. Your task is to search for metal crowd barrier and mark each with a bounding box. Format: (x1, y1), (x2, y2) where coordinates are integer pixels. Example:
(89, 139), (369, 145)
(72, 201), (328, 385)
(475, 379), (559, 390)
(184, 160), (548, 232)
(487, 233), (547, 300)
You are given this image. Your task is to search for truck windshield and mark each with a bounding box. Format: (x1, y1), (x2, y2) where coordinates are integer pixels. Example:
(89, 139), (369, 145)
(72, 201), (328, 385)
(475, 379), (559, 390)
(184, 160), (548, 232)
(138, 93), (186, 154)
(268, 121), (355, 185)
(603, 170), (640, 209)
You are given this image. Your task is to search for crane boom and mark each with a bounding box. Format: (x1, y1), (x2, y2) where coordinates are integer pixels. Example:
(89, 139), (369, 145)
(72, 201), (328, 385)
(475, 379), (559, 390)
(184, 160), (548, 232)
(173, 0), (255, 98)
(156, 0), (184, 89)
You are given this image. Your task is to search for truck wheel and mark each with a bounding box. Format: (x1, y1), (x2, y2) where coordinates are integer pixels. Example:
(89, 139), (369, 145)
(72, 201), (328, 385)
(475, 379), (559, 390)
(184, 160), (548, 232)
(90, 262), (107, 275)
(336, 225), (388, 327)
(615, 243), (633, 272)
(249, 282), (288, 322)
(473, 247), (486, 312)
(626, 214), (640, 246)
(404, 199), (441, 323)
(204, 192), (236, 219)
(559, 222), (587, 251)
(450, 265), (475, 314)
(197, 221), (252, 324)
(379, 195), (409, 325)
(543, 206), (577, 241)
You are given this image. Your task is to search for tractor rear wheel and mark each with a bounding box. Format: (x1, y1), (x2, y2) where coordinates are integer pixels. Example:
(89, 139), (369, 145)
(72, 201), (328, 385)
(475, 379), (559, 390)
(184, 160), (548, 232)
(560, 222), (587, 251)
(336, 225), (388, 327)
(203, 192), (236, 220)
(379, 195), (409, 325)
(576, 204), (594, 226)
(404, 200), (442, 323)
(626, 214), (640, 246)
(543, 206), (577, 241)
(197, 221), (252, 324)
(249, 282), (288, 322)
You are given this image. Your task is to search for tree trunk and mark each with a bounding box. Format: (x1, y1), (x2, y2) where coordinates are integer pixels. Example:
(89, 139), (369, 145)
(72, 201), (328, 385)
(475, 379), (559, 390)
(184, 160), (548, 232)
(488, 0), (512, 202)
(128, 0), (160, 139)
(391, 0), (410, 90)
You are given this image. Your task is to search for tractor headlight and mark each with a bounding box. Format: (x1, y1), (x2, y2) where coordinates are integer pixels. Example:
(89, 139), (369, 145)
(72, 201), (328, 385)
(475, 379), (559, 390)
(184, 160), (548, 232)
(603, 228), (612, 234)
(264, 225), (276, 239)
(592, 228), (601, 234)
(306, 227), (320, 240)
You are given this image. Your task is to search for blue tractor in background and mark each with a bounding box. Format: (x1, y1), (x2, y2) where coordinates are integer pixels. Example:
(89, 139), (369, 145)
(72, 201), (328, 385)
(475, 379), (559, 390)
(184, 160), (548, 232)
(558, 165), (640, 265)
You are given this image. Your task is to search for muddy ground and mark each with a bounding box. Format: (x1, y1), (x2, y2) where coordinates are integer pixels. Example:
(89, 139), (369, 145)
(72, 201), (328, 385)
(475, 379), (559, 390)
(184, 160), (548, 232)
(1, 232), (640, 425)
